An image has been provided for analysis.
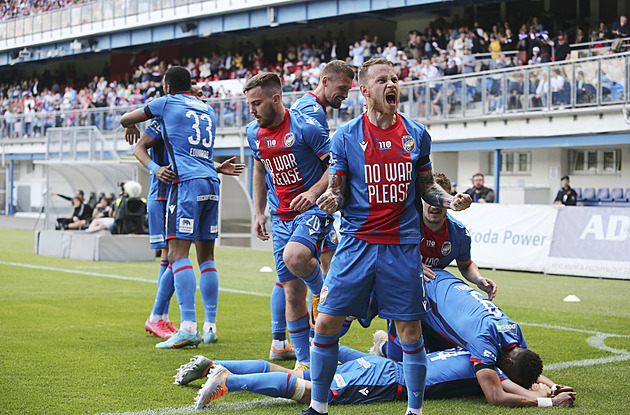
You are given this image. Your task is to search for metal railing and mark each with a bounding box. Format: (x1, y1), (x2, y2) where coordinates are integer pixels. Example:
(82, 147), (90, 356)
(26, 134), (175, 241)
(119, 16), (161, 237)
(45, 127), (120, 161)
(2, 52), (629, 140)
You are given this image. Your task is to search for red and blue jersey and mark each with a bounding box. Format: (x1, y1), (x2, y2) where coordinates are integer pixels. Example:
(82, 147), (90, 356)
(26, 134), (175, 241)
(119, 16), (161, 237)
(291, 92), (329, 135)
(144, 119), (171, 202)
(246, 108), (330, 220)
(421, 213), (471, 268)
(424, 269), (527, 366)
(143, 94), (218, 183)
(329, 112), (432, 244)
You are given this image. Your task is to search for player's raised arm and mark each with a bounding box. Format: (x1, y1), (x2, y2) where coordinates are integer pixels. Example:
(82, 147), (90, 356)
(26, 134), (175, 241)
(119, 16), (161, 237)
(253, 159), (270, 241)
(120, 107), (150, 129)
(417, 169), (472, 211)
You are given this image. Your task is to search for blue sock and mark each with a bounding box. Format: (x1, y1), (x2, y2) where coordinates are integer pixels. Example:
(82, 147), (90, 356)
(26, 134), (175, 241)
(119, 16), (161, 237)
(216, 359), (269, 375)
(225, 372), (297, 398)
(302, 264), (323, 295)
(172, 258), (197, 322)
(270, 280), (287, 340)
(287, 314), (310, 363)
(158, 258), (169, 279)
(199, 261), (219, 324)
(401, 337), (428, 411)
(310, 332), (339, 405)
(337, 319), (352, 338)
(152, 265), (175, 315)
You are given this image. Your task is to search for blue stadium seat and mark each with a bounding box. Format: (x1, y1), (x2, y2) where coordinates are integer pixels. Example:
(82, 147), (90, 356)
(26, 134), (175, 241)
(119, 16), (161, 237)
(597, 187), (612, 202)
(582, 187), (597, 202)
(610, 187), (624, 201)
(625, 188), (630, 202)
(573, 187), (582, 200)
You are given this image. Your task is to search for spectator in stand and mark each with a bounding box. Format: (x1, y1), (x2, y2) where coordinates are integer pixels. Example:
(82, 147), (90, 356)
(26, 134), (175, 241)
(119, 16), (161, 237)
(529, 46), (542, 64)
(611, 16), (629, 52)
(554, 35), (570, 60)
(488, 35), (502, 59)
(464, 173), (494, 203)
(348, 42), (365, 68)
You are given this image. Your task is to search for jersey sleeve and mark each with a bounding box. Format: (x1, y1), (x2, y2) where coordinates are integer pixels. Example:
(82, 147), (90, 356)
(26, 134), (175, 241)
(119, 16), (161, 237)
(245, 122), (261, 160)
(144, 119), (162, 141)
(329, 128), (347, 176)
(143, 96), (167, 119)
(458, 227), (472, 262)
(416, 128), (432, 173)
(467, 335), (500, 366)
(301, 115), (330, 158)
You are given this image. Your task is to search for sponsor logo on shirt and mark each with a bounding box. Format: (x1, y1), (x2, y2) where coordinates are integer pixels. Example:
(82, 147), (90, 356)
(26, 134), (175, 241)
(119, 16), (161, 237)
(333, 373), (346, 388)
(357, 358), (371, 368)
(495, 319), (517, 333)
(179, 218), (194, 233)
(169, 204), (176, 214)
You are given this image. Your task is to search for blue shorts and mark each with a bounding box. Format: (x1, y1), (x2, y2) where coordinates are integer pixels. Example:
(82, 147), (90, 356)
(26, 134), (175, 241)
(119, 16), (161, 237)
(318, 238), (430, 321)
(147, 199), (167, 249)
(272, 209), (329, 283)
(329, 346), (406, 404)
(166, 178), (219, 242)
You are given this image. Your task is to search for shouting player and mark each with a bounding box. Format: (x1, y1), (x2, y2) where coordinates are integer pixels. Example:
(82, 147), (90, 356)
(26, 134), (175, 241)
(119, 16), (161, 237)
(308, 58), (472, 415)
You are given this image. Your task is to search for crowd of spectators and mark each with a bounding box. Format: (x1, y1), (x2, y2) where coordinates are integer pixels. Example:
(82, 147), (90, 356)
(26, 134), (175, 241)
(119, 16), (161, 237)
(1, 12), (629, 135)
(0, 0), (86, 21)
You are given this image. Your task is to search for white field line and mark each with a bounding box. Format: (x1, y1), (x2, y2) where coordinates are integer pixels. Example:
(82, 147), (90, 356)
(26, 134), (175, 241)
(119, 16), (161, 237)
(95, 397), (293, 415)
(5, 260), (630, 413)
(0, 260), (271, 297)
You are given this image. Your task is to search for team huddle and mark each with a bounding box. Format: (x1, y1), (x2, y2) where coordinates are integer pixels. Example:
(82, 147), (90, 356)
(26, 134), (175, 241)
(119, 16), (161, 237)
(121, 58), (576, 414)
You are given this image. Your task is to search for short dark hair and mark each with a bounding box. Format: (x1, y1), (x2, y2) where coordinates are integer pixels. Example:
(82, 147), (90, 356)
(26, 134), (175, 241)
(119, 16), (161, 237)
(472, 172), (484, 179)
(243, 72), (282, 96)
(433, 172), (452, 193)
(511, 348), (543, 388)
(358, 58), (393, 85)
(321, 60), (355, 82)
(164, 66), (192, 94)
(561, 175), (569, 181)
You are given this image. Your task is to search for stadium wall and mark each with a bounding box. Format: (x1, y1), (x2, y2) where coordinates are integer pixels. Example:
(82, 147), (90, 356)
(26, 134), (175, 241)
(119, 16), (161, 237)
(450, 204), (630, 280)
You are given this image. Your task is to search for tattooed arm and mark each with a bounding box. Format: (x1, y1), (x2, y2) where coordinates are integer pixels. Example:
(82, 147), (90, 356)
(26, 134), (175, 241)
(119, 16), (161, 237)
(417, 169), (472, 211)
(317, 173), (348, 214)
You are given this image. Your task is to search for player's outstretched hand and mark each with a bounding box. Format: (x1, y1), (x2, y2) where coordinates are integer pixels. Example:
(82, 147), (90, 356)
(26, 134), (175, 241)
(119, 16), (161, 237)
(450, 192), (472, 211)
(125, 125), (141, 145)
(552, 392), (576, 407)
(217, 156), (245, 176)
(254, 213), (270, 241)
(290, 190), (316, 213)
(422, 263), (436, 282)
(156, 164), (176, 184)
(477, 277), (498, 300)
(552, 384), (574, 396)
(317, 191), (338, 214)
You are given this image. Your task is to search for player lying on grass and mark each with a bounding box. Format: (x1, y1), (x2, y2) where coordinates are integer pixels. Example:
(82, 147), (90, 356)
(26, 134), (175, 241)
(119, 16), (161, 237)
(173, 346), (575, 410)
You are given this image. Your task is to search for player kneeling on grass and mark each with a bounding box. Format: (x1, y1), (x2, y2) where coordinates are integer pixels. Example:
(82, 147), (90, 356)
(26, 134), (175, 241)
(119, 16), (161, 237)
(173, 345), (575, 410)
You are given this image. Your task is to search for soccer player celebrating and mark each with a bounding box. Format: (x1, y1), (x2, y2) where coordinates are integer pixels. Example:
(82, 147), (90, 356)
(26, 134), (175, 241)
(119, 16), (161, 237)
(308, 58), (472, 415)
(178, 347), (575, 410)
(128, 82), (243, 342)
(244, 72), (330, 370)
(267, 61), (355, 361)
(121, 66), (240, 348)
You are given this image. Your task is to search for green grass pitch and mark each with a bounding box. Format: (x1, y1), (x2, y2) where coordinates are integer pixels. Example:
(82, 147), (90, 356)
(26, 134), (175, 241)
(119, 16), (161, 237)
(1, 228), (628, 414)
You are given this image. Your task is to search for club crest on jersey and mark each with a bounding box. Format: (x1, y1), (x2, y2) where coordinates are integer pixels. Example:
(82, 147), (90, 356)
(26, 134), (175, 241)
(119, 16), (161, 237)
(441, 241), (452, 256)
(284, 132), (295, 147)
(402, 135), (415, 152)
